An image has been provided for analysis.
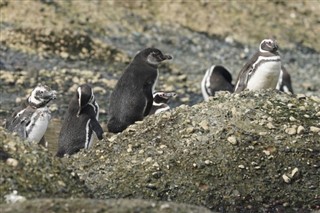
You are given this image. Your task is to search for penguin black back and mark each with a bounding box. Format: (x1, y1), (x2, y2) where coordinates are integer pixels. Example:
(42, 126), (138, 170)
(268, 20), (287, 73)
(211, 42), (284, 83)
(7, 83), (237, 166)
(56, 84), (103, 157)
(201, 65), (234, 101)
(107, 48), (172, 133)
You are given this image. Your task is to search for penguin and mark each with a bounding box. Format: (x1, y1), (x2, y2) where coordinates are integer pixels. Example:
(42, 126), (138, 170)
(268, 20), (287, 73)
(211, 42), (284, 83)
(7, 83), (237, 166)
(107, 48), (172, 133)
(56, 84), (103, 157)
(276, 66), (294, 94)
(149, 91), (176, 115)
(201, 65), (234, 101)
(234, 39), (281, 92)
(5, 84), (56, 146)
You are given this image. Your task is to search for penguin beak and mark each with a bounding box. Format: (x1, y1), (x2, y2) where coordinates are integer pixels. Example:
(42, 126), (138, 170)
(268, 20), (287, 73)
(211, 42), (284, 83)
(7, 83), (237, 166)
(161, 54), (173, 61)
(43, 90), (57, 100)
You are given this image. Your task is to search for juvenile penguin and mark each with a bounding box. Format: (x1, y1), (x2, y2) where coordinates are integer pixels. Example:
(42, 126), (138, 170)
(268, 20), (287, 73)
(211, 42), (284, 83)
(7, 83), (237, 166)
(5, 84), (56, 146)
(234, 39), (281, 92)
(276, 66), (294, 94)
(201, 65), (234, 101)
(149, 91), (176, 115)
(56, 84), (103, 157)
(107, 48), (172, 133)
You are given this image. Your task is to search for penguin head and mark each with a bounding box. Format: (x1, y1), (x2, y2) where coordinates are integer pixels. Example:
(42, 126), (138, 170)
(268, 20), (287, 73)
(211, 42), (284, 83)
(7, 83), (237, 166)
(153, 91), (176, 105)
(259, 39), (279, 54)
(28, 84), (57, 107)
(76, 84), (94, 116)
(137, 48), (172, 66)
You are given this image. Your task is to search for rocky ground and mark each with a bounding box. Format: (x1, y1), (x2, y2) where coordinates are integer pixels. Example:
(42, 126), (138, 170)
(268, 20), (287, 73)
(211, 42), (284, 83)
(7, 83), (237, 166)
(0, 0), (319, 212)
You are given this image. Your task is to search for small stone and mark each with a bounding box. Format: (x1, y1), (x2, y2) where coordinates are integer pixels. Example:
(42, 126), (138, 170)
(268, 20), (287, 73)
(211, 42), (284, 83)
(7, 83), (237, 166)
(227, 136), (237, 145)
(296, 94), (306, 100)
(266, 122), (275, 129)
(282, 174), (291, 183)
(60, 52), (69, 59)
(204, 160), (211, 165)
(238, 165), (245, 169)
(289, 116), (296, 121)
(297, 126), (305, 134)
(199, 120), (209, 130)
(263, 150), (271, 156)
(316, 112), (320, 117)
(6, 158), (18, 167)
(146, 157), (153, 162)
(160, 203), (170, 210)
(310, 126), (320, 133)
(285, 127), (297, 135)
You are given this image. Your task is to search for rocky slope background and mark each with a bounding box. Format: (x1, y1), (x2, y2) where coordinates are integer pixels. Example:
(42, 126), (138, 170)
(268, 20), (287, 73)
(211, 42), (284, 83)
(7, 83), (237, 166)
(0, 0), (319, 212)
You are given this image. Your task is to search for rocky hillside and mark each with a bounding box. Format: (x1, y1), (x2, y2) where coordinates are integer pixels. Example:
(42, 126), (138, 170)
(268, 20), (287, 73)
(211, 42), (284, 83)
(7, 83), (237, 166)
(0, 0), (319, 212)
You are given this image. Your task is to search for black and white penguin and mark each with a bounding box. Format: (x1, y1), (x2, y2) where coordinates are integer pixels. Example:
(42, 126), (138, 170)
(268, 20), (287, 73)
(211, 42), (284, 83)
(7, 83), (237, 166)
(107, 48), (172, 133)
(234, 39), (281, 92)
(149, 91), (176, 115)
(5, 85), (56, 146)
(201, 65), (234, 101)
(56, 84), (103, 157)
(276, 66), (294, 94)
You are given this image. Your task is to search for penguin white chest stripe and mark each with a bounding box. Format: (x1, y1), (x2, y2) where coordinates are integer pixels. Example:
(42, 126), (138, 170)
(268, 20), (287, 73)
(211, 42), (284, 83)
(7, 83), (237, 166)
(152, 69), (159, 93)
(247, 62), (281, 90)
(89, 102), (99, 120)
(85, 119), (93, 149)
(26, 108), (51, 143)
(201, 66), (214, 101)
(246, 56), (281, 90)
(276, 69), (284, 90)
(154, 105), (170, 114)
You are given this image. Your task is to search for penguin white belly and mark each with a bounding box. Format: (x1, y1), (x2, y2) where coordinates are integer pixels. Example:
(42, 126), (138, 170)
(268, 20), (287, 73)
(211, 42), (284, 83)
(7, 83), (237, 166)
(26, 108), (51, 143)
(247, 61), (281, 90)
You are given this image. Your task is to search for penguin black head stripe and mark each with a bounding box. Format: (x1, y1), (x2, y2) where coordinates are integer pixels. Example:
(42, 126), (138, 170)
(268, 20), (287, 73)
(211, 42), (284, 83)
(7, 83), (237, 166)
(57, 84), (103, 157)
(149, 91), (176, 115)
(107, 48), (172, 133)
(234, 39), (281, 92)
(28, 84), (57, 108)
(259, 39), (279, 53)
(77, 84), (95, 117)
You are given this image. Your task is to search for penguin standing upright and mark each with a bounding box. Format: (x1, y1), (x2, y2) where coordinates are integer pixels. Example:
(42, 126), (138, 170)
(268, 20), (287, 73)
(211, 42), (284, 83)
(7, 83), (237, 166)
(107, 48), (172, 133)
(234, 39), (281, 92)
(5, 84), (56, 146)
(148, 91), (176, 115)
(56, 84), (103, 157)
(201, 65), (234, 101)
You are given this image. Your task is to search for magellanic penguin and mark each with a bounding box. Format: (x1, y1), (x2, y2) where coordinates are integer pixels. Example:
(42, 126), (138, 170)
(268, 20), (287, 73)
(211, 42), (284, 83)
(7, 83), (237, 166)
(5, 85), (57, 146)
(276, 66), (294, 94)
(107, 48), (172, 133)
(56, 84), (103, 157)
(148, 91), (176, 115)
(234, 39), (281, 92)
(201, 65), (234, 101)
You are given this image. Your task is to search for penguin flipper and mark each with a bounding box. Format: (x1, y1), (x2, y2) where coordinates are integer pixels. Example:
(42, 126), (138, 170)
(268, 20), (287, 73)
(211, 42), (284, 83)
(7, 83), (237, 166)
(143, 81), (154, 116)
(90, 118), (103, 140)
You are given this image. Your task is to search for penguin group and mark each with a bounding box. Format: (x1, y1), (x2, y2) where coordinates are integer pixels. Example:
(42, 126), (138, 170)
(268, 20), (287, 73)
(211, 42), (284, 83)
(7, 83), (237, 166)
(4, 39), (294, 157)
(201, 39), (294, 101)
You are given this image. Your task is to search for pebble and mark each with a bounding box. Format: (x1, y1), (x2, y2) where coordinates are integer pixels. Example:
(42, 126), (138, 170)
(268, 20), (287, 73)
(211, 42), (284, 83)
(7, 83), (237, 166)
(266, 122), (275, 129)
(310, 126), (320, 133)
(227, 136), (237, 145)
(199, 120), (209, 130)
(285, 126), (297, 135)
(238, 165), (245, 169)
(297, 126), (305, 134)
(289, 116), (296, 121)
(6, 158), (19, 167)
